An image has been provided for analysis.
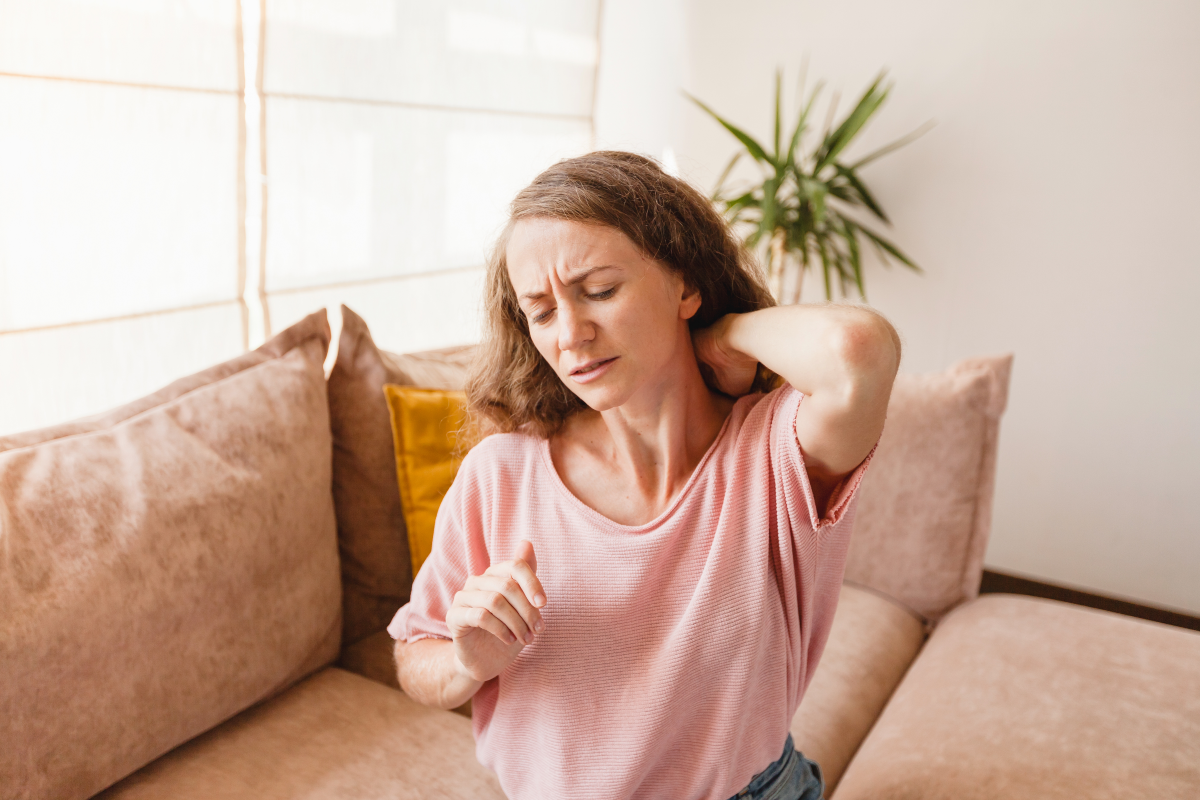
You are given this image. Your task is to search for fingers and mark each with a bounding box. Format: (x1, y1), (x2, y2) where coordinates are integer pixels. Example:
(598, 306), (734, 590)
(514, 539), (538, 575)
(506, 552), (546, 610)
(447, 602), (520, 646)
(454, 577), (541, 643)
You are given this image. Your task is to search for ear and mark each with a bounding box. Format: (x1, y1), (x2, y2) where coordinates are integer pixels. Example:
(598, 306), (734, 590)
(679, 282), (702, 321)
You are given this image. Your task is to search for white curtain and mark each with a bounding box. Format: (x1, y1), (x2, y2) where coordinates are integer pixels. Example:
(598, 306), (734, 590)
(260, 0), (598, 352)
(0, 0), (246, 436)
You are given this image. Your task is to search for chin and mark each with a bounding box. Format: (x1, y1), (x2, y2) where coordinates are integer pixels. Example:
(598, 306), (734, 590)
(570, 385), (630, 413)
(559, 371), (634, 412)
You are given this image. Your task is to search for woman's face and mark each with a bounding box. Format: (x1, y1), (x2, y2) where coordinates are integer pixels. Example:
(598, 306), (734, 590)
(506, 218), (701, 412)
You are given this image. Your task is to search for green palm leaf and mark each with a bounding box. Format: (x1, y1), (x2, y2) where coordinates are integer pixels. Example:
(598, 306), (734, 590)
(816, 72), (890, 173)
(687, 93), (773, 165)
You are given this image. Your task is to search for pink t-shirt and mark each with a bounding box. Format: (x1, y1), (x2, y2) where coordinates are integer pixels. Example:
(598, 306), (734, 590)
(388, 384), (873, 800)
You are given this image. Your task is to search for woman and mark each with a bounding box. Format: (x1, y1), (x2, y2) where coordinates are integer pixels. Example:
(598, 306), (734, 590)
(389, 152), (900, 800)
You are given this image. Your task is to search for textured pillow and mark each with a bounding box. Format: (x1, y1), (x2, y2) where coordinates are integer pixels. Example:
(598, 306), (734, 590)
(0, 311), (341, 800)
(847, 355), (1013, 621)
(326, 305), (474, 645)
(384, 386), (475, 579)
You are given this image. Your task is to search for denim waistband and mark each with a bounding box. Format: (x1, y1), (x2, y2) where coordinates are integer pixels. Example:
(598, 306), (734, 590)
(728, 734), (824, 800)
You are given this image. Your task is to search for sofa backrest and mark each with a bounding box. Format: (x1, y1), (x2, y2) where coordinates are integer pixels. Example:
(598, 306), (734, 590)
(0, 311), (342, 800)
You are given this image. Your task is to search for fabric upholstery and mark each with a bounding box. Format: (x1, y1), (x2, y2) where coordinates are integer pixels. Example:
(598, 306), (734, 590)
(98, 668), (507, 800)
(327, 305), (474, 645)
(338, 629), (402, 690)
(0, 311), (341, 800)
(791, 583), (926, 794)
(384, 386), (473, 578)
(834, 595), (1200, 800)
(847, 355), (1012, 621)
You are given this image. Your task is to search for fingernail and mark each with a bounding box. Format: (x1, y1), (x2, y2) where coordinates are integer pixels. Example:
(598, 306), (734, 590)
(507, 633), (516, 644)
(524, 631), (536, 645)
(534, 618), (544, 633)
(534, 593), (546, 607)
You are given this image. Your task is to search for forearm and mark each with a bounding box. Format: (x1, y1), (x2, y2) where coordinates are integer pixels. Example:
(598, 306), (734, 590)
(395, 638), (483, 710)
(720, 304), (900, 478)
(721, 304), (900, 399)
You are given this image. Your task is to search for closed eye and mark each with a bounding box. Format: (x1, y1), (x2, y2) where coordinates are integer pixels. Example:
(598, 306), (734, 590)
(586, 287), (617, 301)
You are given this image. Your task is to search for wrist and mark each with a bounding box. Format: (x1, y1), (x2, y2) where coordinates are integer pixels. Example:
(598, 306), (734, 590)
(447, 651), (485, 707)
(714, 313), (755, 364)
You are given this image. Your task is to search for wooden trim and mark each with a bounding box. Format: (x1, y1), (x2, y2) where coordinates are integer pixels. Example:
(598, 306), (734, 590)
(980, 570), (1200, 632)
(261, 90), (592, 123)
(0, 299), (241, 337)
(264, 265), (484, 298)
(0, 70), (238, 96)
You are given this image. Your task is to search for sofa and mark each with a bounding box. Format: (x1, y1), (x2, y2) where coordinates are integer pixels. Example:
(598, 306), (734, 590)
(2, 307), (1197, 800)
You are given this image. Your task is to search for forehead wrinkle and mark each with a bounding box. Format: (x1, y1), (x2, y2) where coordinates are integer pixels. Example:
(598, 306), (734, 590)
(518, 264), (619, 302)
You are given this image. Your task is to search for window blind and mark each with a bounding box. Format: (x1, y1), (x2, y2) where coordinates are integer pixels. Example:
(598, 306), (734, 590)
(260, 0), (599, 352)
(0, 0), (602, 436)
(0, 0), (246, 436)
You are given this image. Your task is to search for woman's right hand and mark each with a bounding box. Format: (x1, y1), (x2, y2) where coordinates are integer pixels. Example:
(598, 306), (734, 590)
(446, 539), (546, 684)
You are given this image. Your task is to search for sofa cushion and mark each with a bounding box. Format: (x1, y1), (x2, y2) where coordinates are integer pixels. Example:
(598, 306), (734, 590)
(846, 355), (1012, 621)
(97, 667), (507, 800)
(327, 305), (474, 646)
(791, 583), (926, 794)
(0, 311), (341, 800)
(833, 595), (1200, 799)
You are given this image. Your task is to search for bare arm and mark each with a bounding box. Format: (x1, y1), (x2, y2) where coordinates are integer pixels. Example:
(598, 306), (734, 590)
(395, 638), (483, 710)
(696, 304), (900, 510)
(394, 540), (546, 709)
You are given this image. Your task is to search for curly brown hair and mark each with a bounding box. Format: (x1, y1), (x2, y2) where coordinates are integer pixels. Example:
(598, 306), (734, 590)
(466, 151), (778, 438)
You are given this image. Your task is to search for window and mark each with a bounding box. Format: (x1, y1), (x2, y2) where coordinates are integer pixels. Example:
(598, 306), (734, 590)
(0, 0), (600, 435)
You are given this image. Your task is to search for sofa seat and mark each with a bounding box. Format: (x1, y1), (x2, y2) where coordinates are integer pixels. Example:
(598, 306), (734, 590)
(791, 583), (927, 792)
(98, 668), (506, 800)
(833, 594), (1200, 799)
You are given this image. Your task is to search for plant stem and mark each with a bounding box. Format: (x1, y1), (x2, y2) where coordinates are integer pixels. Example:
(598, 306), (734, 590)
(769, 229), (786, 302)
(786, 259), (803, 305)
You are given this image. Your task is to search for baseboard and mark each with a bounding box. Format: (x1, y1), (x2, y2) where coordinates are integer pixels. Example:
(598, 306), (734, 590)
(980, 570), (1200, 632)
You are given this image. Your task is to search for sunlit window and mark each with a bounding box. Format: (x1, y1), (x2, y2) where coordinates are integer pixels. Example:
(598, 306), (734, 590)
(0, 0), (600, 436)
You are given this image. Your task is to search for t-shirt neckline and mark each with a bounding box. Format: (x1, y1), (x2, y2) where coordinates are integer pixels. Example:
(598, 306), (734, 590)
(536, 402), (743, 534)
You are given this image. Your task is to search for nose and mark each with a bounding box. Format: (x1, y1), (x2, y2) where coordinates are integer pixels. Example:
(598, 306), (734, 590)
(556, 299), (594, 352)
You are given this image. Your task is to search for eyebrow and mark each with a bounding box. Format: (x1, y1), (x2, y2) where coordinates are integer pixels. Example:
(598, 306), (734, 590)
(519, 265), (619, 302)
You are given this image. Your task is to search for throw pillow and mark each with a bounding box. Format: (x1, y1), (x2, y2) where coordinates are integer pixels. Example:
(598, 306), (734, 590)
(0, 311), (341, 800)
(383, 385), (477, 579)
(846, 354), (1013, 621)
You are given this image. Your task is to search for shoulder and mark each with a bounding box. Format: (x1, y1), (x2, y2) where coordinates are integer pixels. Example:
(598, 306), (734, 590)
(457, 429), (545, 486)
(728, 383), (802, 438)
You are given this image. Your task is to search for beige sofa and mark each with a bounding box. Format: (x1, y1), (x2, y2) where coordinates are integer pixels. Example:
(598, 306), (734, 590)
(2, 308), (1197, 800)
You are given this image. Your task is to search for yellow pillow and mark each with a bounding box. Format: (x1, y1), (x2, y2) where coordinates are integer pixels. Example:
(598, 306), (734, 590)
(383, 385), (477, 579)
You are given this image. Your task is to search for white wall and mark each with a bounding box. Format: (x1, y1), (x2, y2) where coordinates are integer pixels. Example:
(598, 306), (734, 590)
(596, 0), (1200, 614)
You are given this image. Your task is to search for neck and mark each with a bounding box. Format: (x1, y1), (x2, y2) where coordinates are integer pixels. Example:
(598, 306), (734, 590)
(573, 338), (733, 506)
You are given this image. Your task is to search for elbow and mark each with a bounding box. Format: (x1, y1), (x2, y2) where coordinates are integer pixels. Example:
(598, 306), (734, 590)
(826, 312), (900, 408)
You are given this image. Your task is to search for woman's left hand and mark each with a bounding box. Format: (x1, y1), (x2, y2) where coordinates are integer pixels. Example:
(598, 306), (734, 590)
(692, 314), (759, 397)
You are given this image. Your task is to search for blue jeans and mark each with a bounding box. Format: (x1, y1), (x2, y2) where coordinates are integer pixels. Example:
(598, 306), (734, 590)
(726, 734), (825, 800)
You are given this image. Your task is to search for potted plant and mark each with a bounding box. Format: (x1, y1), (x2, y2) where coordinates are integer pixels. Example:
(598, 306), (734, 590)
(690, 69), (928, 303)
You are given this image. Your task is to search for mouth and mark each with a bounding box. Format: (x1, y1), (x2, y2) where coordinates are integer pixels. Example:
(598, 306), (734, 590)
(569, 357), (618, 379)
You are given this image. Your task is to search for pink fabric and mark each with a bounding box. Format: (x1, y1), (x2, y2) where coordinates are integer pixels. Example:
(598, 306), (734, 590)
(388, 385), (873, 800)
